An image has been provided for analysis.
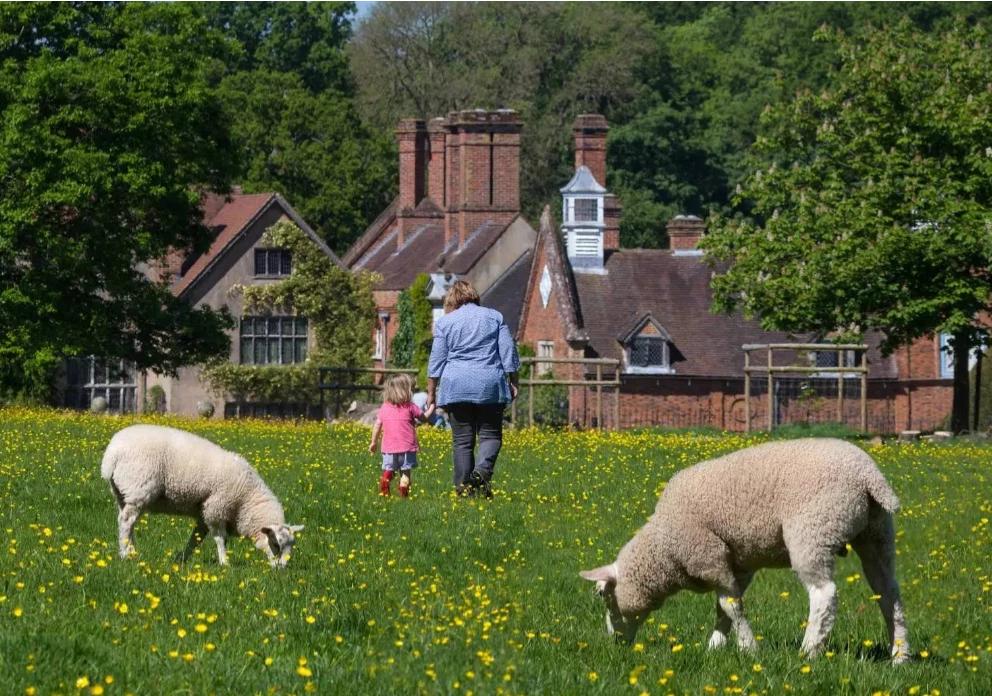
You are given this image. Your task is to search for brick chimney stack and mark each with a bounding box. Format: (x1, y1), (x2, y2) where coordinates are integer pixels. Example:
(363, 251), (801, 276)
(667, 214), (706, 252)
(396, 119), (427, 212)
(426, 117), (447, 206)
(573, 114), (609, 187)
(443, 109), (522, 247)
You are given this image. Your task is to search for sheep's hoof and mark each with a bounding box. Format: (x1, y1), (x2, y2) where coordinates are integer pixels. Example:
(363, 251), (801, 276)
(707, 631), (728, 650)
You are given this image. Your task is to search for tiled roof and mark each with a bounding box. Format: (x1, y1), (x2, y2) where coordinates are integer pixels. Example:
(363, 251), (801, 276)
(172, 192), (340, 299)
(348, 214), (520, 290)
(573, 250), (803, 377)
(172, 193), (274, 297)
(480, 248), (534, 336)
(571, 250), (896, 378)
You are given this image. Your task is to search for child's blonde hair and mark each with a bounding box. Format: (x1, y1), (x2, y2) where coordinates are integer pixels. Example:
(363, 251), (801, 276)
(382, 373), (413, 405)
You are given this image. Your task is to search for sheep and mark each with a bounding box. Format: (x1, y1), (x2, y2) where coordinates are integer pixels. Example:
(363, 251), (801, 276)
(580, 438), (910, 663)
(101, 424), (303, 568)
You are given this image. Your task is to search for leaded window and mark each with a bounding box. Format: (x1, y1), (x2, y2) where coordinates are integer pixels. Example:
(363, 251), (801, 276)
(630, 337), (668, 369)
(254, 248), (292, 276)
(240, 316), (308, 365)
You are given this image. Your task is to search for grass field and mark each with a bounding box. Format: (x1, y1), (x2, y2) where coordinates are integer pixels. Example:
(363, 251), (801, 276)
(1, 408), (989, 695)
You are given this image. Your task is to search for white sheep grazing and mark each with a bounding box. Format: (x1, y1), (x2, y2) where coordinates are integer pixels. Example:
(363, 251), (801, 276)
(101, 424), (303, 568)
(581, 438), (910, 663)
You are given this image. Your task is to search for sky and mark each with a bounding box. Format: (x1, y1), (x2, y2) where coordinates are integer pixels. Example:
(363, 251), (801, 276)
(354, 1), (377, 25)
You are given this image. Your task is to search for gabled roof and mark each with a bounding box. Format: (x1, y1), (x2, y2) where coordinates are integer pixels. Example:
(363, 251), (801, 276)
(617, 313), (672, 344)
(172, 192), (340, 299)
(560, 165), (606, 195)
(518, 206), (587, 342)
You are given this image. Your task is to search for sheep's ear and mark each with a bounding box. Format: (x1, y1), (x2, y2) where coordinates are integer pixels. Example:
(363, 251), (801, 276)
(579, 564), (617, 593)
(289, 524), (304, 533)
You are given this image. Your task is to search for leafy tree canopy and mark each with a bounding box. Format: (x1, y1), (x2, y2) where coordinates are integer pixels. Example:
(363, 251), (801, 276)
(703, 20), (992, 430)
(0, 3), (238, 399)
(201, 2), (394, 255)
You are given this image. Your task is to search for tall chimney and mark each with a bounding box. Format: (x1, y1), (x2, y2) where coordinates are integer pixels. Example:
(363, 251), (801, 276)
(667, 215), (706, 253)
(573, 114), (609, 187)
(426, 117), (447, 206)
(443, 109), (522, 247)
(395, 119), (427, 213)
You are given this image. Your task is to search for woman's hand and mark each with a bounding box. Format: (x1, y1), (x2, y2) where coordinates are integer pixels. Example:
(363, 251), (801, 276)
(424, 404), (436, 420)
(510, 382), (519, 400)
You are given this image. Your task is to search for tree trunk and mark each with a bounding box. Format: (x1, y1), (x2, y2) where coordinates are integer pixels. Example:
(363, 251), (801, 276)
(951, 332), (971, 433)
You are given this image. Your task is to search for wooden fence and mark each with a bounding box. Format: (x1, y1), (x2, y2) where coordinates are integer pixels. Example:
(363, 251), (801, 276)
(743, 343), (869, 432)
(511, 356), (620, 429)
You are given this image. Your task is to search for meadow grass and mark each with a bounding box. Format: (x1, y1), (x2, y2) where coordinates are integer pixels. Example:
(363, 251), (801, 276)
(0, 407), (989, 695)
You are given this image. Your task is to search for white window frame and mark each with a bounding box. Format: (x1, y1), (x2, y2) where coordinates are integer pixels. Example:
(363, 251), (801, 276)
(536, 340), (555, 375)
(563, 195), (603, 225)
(373, 324), (385, 361)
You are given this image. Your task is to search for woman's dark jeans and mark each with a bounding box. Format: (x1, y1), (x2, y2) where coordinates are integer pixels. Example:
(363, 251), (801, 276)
(446, 402), (505, 487)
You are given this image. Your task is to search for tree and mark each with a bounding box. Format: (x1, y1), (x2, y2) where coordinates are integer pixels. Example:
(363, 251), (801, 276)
(203, 2), (396, 255)
(348, 2), (660, 222)
(703, 20), (992, 432)
(390, 274), (433, 382)
(0, 3), (238, 400)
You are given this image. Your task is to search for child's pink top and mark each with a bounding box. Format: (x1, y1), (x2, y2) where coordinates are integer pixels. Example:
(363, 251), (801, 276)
(377, 402), (423, 453)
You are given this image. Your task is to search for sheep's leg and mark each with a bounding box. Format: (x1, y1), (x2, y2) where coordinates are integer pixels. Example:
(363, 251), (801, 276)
(799, 577), (837, 658)
(853, 518), (911, 663)
(210, 526), (228, 566)
(117, 503), (141, 559)
(709, 573), (755, 651)
(177, 519), (209, 562)
(708, 597), (732, 649)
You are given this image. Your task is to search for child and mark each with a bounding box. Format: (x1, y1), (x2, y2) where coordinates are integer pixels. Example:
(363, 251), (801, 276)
(368, 374), (434, 497)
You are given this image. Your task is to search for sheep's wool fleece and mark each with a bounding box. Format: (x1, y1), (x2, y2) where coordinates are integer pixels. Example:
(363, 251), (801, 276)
(101, 425), (283, 528)
(623, 438), (899, 584)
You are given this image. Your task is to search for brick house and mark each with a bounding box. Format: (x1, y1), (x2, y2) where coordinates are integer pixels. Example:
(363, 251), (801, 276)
(516, 115), (954, 433)
(63, 190), (339, 417)
(342, 110), (537, 364)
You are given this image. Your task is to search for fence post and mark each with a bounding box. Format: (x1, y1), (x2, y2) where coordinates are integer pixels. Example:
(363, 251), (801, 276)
(744, 349), (751, 433)
(596, 363), (603, 430)
(837, 348), (845, 427)
(528, 376), (535, 427)
(860, 350), (868, 433)
(613, 363), (621, 430)
(766, 346), (774, 432)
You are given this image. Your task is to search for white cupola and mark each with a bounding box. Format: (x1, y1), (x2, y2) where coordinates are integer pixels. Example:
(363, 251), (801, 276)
(560, 165), (607, 272)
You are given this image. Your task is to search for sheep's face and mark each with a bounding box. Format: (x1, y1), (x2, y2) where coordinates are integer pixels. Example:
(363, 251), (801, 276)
(256, 524), (304, 568)
(580, 563), (648, 644)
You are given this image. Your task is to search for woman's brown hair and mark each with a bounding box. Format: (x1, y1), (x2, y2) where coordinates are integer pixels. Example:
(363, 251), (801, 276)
(443, 279), (481, 313)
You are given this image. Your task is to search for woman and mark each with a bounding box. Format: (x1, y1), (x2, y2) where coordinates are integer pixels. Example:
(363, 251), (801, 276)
(426, 280), (519, 497)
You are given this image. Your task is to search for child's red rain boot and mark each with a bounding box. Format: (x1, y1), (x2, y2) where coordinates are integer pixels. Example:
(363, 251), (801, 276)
(379, 470), (394, 496)
(398, 473), (410, 498)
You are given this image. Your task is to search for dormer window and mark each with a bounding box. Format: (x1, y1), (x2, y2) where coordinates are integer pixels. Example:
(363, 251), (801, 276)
(631, 336), (668, 368)
(619, 313), (675, 374)
(254, 248), (292, 276)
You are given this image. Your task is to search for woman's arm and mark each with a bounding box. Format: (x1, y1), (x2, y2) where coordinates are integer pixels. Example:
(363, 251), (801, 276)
(427, 324), (448, 409)
(497, 319), (521, 399)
